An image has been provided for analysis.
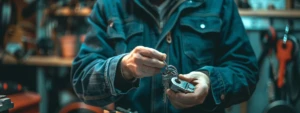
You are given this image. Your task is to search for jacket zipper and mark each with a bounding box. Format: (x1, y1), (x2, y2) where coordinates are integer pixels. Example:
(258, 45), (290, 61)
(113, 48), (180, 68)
(133, 0), (202, 112)
(164, 33), (172, 113)
(134, 0), (160, 29)
(132, 2), (162, 112)
(166, 0), (186, 20)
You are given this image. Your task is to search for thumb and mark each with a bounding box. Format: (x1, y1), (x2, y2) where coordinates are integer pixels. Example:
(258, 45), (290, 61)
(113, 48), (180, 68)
(178, 74), (196, 83)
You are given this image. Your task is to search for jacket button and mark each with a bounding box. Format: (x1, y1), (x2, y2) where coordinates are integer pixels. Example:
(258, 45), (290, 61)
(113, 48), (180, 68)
(200, 24), (205, 29)
(109, 22), (114, 27)
(221, 94), (225, 100)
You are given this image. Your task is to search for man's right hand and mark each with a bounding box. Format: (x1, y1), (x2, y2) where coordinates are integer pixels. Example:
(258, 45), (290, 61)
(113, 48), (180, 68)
(121, 46), (167, 80)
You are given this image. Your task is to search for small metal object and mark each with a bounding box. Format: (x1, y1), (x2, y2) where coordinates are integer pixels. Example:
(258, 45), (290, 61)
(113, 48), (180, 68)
(200, 23), (205, 29)
(0, 95), (14, 113)
(162, 65), (178, 77)
(162, 64), (178, 102)
(170, 77), (195, 93)
(283, 25), (290, 44)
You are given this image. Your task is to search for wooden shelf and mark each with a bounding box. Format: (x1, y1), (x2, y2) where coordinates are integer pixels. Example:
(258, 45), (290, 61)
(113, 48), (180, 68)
(53, 8), (300, 18)
(239, 9), (300, 18)
(2, 55), (73, 67)
(7, 92), (41, 113)
(54, 7), (91, 16)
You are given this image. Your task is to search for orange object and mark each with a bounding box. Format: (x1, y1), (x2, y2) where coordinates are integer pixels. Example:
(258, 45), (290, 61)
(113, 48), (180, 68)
(59, 102), (103, 113)
(276, 40), (293, 88)
(105, 103), (115, 112)
(60, 35), (76, 58)
(3, 83), (8, 90)
(17, 84), (22, 91)
(7, 92), (41, 113)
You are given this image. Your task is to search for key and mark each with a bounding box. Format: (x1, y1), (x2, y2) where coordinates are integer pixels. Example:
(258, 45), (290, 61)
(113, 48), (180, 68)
(276, 39), (293, 88)
(162, 64), (178, 103)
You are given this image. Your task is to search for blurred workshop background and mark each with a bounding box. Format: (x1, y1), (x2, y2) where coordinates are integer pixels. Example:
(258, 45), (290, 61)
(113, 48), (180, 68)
(1, 0), (300, 113)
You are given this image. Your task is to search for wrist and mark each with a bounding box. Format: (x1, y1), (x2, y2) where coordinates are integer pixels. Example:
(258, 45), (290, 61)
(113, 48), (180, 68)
(121, 65), (134, 80)
(121, 56), (134, 81)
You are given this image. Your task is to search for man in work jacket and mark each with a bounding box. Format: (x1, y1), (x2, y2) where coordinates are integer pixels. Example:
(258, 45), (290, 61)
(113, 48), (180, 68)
(71, 0), (259, 112)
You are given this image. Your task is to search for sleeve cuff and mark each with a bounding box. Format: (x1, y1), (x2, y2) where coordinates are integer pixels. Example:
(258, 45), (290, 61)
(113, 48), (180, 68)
(115, 56), (139, 93)
(197, 66), (226, 110)
(104, 53), (139, 96)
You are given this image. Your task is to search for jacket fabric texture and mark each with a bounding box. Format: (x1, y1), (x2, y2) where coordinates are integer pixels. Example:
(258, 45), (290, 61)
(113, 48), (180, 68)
(71, 0), (259, 112)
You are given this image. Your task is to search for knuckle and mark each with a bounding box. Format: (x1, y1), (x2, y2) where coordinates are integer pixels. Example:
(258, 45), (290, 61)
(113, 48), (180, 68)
(136, 46), (143, 49)
(135, 46), (144, 52)
(133, 54), (141, 61)
(150, 58), (157, 64)
(149, 48), (155, 54)
(146, 50), (152, 56)
(144, 47), (152, 54)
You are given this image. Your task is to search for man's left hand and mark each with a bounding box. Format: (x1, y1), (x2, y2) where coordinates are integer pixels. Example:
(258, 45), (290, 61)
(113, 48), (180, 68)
(166, 71), (210, 109)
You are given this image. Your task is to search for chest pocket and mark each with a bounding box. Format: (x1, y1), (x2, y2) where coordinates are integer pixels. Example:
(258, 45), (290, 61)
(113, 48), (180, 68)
(106, 19), (127, 55)
(123, 20), (144, 52)
(106, 18), (144, 54)
(180, 15), (222, 65)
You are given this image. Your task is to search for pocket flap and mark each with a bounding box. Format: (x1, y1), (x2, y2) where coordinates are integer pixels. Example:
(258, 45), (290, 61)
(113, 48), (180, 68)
(124, 21), (144, 40)
(107, 18), (126, 40)
(180, 16), (222, 34)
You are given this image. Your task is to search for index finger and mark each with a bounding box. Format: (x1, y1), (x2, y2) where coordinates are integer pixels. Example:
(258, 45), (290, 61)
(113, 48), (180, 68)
(139, 47), (166, 61)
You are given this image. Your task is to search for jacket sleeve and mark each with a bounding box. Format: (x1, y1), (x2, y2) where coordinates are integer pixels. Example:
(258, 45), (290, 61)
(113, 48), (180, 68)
(71, 0), (137, 107)
(197, 0), (259, 111)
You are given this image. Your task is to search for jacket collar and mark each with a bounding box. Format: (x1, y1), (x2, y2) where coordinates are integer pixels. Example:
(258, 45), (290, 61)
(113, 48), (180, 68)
(154, 0), (206, 49)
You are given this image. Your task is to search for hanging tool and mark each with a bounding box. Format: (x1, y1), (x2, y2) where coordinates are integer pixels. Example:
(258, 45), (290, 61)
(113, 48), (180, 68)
(283, 31), (300, 104)
(258, 26), (277, 69)
(263, 26), (298, 113)
(276, 26), (294, 88)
